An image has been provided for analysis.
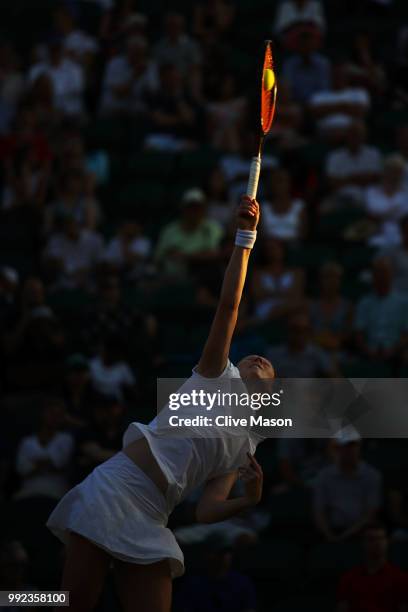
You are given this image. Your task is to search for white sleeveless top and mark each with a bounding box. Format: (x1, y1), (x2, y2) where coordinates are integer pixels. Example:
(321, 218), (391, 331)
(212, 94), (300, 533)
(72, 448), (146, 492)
(122, 361), (262, 511)
(263, 199), (304, 240)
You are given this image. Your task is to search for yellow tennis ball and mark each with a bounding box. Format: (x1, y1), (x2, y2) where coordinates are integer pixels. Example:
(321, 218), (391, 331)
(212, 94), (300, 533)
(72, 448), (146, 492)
(263, 68), (275, 92)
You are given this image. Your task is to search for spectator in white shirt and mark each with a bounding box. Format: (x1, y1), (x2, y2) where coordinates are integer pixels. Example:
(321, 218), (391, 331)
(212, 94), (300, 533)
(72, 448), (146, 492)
(325, 121), (382, 206)
(53, 5), (99, 66)
(44, 215), (104, 288)
(15, 397), (74, 501)
(100, 36), (158, 115)
(262, 168), (307, 242)
(310, 63), (370, 140)
(28, 40), (84, 117)
(365, 154), (408, 247)
(103, 220), (151, 278)
(89, 334), (136, 401)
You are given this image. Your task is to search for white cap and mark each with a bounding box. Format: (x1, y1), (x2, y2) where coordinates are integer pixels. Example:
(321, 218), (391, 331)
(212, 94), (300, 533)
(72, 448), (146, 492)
(334, 425), (361, 445)
(181, 188), (206, 206)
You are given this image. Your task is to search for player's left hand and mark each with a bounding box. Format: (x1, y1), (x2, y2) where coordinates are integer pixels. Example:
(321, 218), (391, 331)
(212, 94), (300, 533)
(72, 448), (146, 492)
(237, 197), (260, 231)
(239, 452), (263, 505)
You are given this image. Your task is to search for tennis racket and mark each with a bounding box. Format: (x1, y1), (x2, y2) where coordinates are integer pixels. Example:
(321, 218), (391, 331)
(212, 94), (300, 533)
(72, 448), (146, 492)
(246, 40), (277, 200)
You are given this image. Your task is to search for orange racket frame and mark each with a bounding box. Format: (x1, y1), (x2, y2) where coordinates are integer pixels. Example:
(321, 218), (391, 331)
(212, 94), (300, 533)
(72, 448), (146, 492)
(246, 40), (277, 200)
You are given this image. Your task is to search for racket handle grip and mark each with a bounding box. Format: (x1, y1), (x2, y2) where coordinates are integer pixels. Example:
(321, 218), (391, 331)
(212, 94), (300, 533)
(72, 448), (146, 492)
(246, 156), (261, 200)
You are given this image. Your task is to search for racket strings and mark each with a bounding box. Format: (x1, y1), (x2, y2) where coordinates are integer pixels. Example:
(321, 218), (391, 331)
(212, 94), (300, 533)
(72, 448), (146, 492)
(261, 42), (277, 136)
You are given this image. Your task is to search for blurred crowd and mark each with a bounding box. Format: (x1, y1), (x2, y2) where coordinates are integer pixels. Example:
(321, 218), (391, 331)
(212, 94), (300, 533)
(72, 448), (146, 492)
(1, 0), (408, 610)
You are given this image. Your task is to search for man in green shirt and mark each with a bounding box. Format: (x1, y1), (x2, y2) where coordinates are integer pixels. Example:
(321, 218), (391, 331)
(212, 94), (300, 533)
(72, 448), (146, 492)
(155, 188), (223, 278)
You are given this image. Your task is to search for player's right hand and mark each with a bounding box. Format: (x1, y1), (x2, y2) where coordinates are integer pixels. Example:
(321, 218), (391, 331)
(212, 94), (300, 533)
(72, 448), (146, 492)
(237, 196), (260, 231)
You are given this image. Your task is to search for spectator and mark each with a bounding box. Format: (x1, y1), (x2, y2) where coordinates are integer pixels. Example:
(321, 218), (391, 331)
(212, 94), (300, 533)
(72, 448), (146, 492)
(1, 143), (50, 212)
(365, 154), (408, 247)
(251, 238), (305, 322)
(53, 5), (99, 67)
(276, 438), (333, 489)
(206, 74), (247, 152)
(15, 397), (74, 500)
(43, 214), (104, 288)
(354, 256), (408, 361)
(103, 220), (151, 278)
(313, 427), (382, 542)
(154, 12), (202, 94)
(346, 32), (386, 95)
(336, 522), (407, 612)
(174, 533), (257, 612)
(74, 392), (125, 480)
(57, 133), (109, 187)
(3, 278), (66, 373)
(282, 30), (330, 104)
(145, 62), (201, 150)
(261, 168), (307, 242)
(100, 36), (158, 116)
(325, 121), (382, 207)
(310, 262), (353, 353)
(193, 0), (236, 44)
(381, 215), (408, 295)
(82, 274), (156, 363)
(89, 334), (136, 401)
(206, 167), (234, 228)
(266, 311), (338, 377)
(0, 104), (52, 167)
(274, 0), (326, 51)
(155, 188), (223, 278)
(268, 80), (303, 150)
(62, 354), (93, 428)
(310, 63), (370, 140)
(28, 40), (84, 117)
(47, 168), (100, 231)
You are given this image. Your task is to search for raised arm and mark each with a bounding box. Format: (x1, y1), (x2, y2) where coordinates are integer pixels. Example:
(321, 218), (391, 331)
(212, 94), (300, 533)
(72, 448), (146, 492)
(196, 197), (259, 378)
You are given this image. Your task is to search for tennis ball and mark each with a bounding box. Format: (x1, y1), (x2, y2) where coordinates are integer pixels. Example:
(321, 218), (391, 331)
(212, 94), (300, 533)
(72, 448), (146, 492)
(263, 68), (275, 92)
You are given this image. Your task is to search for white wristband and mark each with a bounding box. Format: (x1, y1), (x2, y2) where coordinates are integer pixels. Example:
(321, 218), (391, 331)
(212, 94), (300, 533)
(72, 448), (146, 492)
(235, 229), (257, 249)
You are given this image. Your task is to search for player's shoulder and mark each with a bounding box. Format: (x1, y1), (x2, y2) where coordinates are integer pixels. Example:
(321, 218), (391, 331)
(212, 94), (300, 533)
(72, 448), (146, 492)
(192, 359), (240, 380)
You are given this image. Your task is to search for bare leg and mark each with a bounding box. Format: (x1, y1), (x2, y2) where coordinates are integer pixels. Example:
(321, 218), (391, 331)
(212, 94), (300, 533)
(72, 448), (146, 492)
(113, 559), (172, 612)
(61, 532), (111, 612)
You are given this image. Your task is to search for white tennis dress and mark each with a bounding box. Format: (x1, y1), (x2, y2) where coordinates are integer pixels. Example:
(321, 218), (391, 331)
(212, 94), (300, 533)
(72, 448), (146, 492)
(47, 361), (262, 578)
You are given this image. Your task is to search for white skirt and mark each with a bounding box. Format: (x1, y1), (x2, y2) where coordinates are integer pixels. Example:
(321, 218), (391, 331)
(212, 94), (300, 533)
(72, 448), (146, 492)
(46, 452), (184, 578)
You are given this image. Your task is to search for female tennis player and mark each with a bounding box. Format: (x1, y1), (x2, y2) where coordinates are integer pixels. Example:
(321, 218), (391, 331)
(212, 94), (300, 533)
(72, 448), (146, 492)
(47, 196), (275, 612)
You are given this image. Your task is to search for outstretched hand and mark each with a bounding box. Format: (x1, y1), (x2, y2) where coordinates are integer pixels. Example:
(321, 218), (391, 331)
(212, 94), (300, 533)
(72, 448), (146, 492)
(238, 452), (263, 506)
(237, 197), (260, 231)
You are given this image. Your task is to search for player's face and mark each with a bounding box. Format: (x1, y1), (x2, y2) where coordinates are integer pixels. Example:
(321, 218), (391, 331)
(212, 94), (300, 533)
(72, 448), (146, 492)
(237, 355), (275, 380)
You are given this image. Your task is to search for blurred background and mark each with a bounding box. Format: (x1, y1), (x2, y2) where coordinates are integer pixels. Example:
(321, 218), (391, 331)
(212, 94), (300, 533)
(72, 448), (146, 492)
(0, 0), (408, 610)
